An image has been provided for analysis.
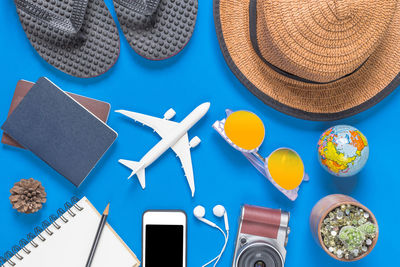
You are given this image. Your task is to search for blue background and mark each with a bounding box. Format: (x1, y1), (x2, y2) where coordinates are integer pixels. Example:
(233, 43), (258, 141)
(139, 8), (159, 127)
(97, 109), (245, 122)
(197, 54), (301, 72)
(0, 1), (399, 266)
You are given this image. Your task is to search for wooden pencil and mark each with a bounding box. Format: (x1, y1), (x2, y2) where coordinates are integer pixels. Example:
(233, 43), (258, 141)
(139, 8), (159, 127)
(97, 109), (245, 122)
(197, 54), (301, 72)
(85, 203), (110, 267)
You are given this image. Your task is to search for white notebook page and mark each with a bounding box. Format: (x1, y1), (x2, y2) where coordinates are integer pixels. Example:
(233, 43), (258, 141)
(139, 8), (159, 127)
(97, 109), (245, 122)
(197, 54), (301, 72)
(8, 197), (139, 267)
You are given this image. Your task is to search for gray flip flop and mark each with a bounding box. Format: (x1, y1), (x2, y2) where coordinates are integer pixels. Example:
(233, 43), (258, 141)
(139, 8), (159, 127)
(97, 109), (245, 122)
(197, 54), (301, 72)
(114, 0), (198, 60)
(14, 0), (120, 78)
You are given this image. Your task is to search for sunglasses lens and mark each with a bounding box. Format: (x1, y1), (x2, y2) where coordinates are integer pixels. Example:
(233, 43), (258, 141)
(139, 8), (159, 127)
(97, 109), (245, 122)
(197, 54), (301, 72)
(224, 111), (265, 151)
(267, 148), (304, 190)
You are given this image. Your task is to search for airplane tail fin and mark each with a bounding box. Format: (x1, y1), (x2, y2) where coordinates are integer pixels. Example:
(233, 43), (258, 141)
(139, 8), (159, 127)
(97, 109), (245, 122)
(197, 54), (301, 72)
(118, 159), (146, 189)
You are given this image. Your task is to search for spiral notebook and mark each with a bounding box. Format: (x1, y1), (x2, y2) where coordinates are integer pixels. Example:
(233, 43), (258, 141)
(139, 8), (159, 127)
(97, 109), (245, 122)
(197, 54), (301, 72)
(0, 197), (140, 267)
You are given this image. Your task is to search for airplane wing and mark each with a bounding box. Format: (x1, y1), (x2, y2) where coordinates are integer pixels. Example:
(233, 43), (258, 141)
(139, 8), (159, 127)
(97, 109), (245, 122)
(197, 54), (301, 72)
(171, 134), (195, 197)
(115, 110), (179, 138)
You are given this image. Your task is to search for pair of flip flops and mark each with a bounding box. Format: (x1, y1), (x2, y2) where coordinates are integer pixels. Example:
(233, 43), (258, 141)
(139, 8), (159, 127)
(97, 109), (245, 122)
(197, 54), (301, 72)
(14, 0), (198, 78)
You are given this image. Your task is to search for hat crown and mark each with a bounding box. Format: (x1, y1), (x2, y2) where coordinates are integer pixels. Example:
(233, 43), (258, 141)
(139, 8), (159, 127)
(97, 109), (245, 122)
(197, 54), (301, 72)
(332, 0), (351, 20)
(256, 0), (398, 83)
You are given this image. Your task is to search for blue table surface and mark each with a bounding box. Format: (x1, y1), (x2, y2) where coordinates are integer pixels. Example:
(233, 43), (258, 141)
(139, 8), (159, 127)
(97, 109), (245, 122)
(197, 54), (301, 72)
(0, 1), (399, 266)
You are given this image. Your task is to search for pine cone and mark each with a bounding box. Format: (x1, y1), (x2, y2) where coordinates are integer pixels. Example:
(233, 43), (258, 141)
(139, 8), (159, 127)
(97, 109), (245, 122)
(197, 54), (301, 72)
(9, 178), (47, 214)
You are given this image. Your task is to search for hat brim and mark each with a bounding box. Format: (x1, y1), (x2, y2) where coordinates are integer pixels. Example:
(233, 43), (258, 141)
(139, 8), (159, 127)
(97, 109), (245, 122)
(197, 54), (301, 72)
(214, 0), (400, 121)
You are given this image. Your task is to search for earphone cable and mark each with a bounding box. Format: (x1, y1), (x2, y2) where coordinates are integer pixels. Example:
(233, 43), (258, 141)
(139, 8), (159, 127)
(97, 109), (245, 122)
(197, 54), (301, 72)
(213, 230), (229, 267)
(201, 226), (227, 267)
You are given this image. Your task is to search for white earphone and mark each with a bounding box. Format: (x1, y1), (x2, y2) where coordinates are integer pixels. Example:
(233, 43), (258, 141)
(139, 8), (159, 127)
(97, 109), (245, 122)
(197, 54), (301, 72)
(194, 205), (229, 267)
(194, 205), (218, 228)
(213, 205), (229, 232)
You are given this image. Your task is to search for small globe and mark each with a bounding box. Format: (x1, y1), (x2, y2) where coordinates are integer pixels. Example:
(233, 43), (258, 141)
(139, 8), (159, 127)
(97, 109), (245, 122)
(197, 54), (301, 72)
(317, 125), (369, 177)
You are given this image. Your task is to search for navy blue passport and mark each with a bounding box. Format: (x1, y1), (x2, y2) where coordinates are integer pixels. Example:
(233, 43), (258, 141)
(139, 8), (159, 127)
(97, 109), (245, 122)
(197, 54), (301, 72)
(1, 77), (118, 186)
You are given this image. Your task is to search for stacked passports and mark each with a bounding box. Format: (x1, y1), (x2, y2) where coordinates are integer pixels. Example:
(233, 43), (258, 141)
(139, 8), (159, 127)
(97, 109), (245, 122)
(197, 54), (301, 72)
(1, 77), (118, 186)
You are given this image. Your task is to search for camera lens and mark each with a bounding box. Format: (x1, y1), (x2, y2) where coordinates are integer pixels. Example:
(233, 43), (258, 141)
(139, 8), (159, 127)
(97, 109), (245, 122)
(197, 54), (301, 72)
(237, 243), (283, 267)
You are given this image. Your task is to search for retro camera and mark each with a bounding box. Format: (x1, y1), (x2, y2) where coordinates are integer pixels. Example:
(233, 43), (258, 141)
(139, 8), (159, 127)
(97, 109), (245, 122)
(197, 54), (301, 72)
(232, 205), (290, 267)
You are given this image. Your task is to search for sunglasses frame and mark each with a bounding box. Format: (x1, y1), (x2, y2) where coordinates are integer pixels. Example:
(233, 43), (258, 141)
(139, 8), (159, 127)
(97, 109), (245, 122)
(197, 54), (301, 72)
(213, 109), (308, 201)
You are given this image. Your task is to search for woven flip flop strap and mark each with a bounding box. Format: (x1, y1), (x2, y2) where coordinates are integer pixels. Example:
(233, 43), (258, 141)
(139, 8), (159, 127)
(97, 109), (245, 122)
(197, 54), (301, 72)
(115, 0), (160, 15)
(14, 0), (89, 34)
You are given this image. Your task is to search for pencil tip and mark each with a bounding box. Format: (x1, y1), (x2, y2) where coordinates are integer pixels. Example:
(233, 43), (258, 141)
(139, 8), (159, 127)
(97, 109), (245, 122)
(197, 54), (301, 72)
(103, 203), (110, 215)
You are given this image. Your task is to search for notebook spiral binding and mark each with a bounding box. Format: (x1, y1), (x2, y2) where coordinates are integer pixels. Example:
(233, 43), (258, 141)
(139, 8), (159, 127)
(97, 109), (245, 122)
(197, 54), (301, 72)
(0, 196), (84, 267)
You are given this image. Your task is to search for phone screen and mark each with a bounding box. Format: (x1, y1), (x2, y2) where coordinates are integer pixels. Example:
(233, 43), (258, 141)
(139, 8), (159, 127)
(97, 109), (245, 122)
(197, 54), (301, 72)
(145, 225), (184, 266)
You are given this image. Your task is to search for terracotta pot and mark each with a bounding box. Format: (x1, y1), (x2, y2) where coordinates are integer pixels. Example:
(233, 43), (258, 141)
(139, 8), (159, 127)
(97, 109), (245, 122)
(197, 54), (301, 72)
(310, 194), (379, 262)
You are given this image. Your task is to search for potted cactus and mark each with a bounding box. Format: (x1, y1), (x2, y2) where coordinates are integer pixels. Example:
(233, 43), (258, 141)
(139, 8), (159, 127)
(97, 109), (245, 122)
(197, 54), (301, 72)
(310, 194), (378, 261)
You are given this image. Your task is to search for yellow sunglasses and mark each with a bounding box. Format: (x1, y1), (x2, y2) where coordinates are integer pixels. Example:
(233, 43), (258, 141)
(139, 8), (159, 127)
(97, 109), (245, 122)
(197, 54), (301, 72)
(213, 110), (308, 200)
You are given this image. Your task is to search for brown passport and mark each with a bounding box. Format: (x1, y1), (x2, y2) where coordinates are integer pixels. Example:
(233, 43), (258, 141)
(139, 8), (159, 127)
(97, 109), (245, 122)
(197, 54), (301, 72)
(1, 80), (111, 149)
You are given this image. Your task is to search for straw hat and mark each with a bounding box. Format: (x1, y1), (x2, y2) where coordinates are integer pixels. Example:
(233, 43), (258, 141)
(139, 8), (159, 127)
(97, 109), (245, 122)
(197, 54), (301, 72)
(214, 0), (400, 120)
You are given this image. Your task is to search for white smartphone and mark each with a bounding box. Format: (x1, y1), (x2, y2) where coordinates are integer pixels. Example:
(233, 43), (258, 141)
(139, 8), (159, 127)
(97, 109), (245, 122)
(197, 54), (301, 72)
(142, 210), (187, 267)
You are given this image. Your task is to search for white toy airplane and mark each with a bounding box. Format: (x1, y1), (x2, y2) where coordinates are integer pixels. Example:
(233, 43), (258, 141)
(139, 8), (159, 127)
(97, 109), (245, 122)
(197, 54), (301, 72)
(115, 102), (210, 197)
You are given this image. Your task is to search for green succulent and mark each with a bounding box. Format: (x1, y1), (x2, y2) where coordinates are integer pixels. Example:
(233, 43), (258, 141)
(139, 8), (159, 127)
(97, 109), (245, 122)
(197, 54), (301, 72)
(358, 222), (377, 236)
(339, 222), (377, 251)
(339, 226), (365, 250)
